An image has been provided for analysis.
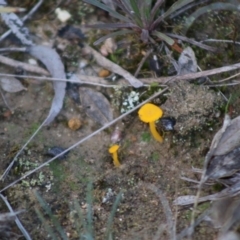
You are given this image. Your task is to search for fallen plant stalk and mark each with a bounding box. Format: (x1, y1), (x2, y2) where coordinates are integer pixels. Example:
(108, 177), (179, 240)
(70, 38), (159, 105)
(84, 45), (143, 88)
(1, 61), (240, 86)
(0, 55), (50, 75)
(0, 87), (168, 192)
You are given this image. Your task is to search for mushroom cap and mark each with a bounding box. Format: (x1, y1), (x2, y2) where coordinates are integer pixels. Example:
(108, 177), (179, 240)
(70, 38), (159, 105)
(109, 144), (120, 153)
(138, 103), (163, 123)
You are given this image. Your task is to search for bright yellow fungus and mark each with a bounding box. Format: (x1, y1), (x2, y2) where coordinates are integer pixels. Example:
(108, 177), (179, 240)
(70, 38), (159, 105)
(138, 103), (163, 142)
(108, 144), (120, 167)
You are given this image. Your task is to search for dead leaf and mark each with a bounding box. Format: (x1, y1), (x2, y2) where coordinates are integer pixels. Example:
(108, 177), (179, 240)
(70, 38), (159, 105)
(178, 47), (197, 75)
(79, 87), (113, 126)
(206, 147), (240, 179)
(213, 115), (240, 156)
(28, 45), (66, 125)
(100, 38), (117, 56)
(0, 76), (27, 92)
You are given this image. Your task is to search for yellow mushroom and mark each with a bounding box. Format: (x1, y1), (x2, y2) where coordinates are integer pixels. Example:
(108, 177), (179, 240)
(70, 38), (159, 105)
(108, 145), (121, 167)
(138, 103), (163, 142)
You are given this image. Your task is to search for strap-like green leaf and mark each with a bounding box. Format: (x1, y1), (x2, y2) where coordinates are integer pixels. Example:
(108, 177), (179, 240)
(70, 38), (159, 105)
(85, 22), (136, 30)
(152, 31), (175, 46)
(83, 0), (130, 22)
(94, 29), (135, 45)
(151, 0), (194, 29)
(182, 3), (238, 34)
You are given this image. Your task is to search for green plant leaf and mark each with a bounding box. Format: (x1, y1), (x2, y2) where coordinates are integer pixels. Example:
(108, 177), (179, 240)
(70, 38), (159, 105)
(182, 3), (238, 34)
(151, 0), (194, 29)
(85, 22), (136, 30)
(83, 0), (130, 22)
(105, 191), (123, 239)
(93, 29), (135, 45)
(35, 208), (58, 240)
(150, 0), (165, 19)
(35, 191), (68, 240)
(162, 0), (194, 19)
(152, 31), (175, 46)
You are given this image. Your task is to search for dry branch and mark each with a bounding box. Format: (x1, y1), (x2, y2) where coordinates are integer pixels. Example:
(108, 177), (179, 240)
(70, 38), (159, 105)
(0, 55), (50, 75)
(84, 45), (144, 88)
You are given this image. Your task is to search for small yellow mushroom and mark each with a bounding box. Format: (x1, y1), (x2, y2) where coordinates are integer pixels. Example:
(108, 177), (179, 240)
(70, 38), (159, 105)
(138, 103), (163, 142)
(108, 145), (120, 167)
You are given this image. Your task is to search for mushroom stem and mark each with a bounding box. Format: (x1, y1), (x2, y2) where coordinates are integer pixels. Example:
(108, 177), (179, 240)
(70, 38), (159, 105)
(149, 121), (163, 142)
(112, 152), (121, 167)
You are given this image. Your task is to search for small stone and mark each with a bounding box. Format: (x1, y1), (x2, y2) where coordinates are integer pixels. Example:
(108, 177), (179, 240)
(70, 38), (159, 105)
(98, 69), (111, 78)
(68, 117), (81, 130)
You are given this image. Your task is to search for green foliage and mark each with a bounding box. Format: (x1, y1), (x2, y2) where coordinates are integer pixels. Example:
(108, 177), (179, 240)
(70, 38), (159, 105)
(35, 182), (123, 239)
(141, 132), (151, 142)
(83, 0), (219, 51)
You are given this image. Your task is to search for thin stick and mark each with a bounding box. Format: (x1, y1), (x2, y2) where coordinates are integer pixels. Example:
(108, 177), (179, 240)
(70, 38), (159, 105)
(0, 55), (49, 75)
(0, 73), (155, 88)
(0, 0), (44, 42)
(134, 49), (152, 77)
(216, 72), (240, 83)
(84, 45), (143, 88)
(0, 87), (168, 192)
(0, 47), (27, 52)
(201, 38), (240, 45)
(0, 194), (32, 240)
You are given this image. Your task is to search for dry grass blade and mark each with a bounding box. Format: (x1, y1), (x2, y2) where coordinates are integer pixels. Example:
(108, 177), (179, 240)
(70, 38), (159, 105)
(0, 87), (168, 193)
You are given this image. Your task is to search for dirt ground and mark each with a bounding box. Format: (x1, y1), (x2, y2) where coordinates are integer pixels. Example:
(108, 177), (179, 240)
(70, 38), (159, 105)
(1, 1), (240, 240)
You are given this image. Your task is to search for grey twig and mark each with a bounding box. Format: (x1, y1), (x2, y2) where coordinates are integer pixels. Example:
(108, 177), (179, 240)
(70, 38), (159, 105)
(0, 0), (44, 42)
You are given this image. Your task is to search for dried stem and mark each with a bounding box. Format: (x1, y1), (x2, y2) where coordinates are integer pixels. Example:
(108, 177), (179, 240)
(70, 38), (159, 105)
(0, 55), (49, 75)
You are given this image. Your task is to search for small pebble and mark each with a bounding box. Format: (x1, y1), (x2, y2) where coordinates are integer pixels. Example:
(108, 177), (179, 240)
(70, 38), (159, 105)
(98, 69), (111, 78)
(68, 117), (82, 130)
(46, 146), (69, 160)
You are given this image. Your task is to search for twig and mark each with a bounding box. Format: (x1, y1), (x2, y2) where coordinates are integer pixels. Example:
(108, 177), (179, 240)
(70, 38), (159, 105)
(1, 59), (240, 86)
(0, 0), (44, 42)
(0, 55), (50, 75)
(215, 72), (240, 83)
(201, 38), (240, 45)
(208, 82), (240, 87)
(134, 49), (152, 77)
(166, 33), (218, 52)
(0, 73), (152, 88)
(0, 87), (168, 192)
(84, 45), (143, 88)
(0, 194), (32, 240)
(143, 62), (240, 83)
(145, 183), (176, 240)
(0, 47), (27, 52)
